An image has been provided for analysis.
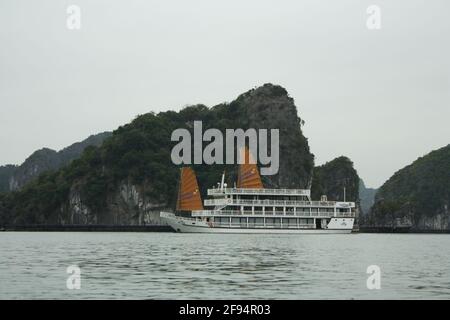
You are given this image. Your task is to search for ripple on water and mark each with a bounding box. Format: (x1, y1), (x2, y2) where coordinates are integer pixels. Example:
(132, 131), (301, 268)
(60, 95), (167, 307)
(0, 232), (449, 299)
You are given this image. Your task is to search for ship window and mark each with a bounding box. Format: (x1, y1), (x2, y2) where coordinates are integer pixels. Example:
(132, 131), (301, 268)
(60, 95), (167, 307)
(300, 218), (314, 225)
(217, 217), (229, 224)
(266, 218), (281, 227)
(275, 207), (284, 214)
(231, 218), (240, 224)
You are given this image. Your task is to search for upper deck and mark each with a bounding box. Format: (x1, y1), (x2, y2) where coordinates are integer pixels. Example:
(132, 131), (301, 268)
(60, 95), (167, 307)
(208, 187), (311, 197)
(204, 198), (355, 208)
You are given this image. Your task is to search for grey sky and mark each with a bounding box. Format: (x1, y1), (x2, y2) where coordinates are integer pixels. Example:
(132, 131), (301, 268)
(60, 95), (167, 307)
(1, 0), (449, 188)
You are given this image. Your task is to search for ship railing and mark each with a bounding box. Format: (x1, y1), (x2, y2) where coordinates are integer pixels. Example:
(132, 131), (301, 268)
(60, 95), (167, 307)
(191, 210), (355, 218)
(214, 223), (315, 228)
(173, 215), (197, 221)
(260, 211), (335, 216)
(204, 198), (231, 206)
(207, 188), (311, 196)
(204, 198), (354, 207)
(230, 199), (342, 207)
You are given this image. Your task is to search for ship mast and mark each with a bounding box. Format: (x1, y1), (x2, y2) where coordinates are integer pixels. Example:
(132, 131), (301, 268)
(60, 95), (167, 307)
(220, 170), (225, 190)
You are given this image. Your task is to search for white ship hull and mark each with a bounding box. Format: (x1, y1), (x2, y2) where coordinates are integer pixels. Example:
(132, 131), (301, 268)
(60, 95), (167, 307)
(160, 212), (354, 234)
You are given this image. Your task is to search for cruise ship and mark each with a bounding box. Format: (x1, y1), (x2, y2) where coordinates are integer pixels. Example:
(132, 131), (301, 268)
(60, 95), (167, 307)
(160, 149), (355, 233)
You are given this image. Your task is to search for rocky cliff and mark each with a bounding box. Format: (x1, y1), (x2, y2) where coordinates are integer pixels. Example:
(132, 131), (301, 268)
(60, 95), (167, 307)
(310, 156), (361, 224)
(0, 165), (16, 193)
(359, 179), (377, 215)
(311, 156), (360, 203)
(364, 145), (450, 231)
(232, 85), (313, 188)
(0, 84), (315, 225)
(0, 132), (111, 193)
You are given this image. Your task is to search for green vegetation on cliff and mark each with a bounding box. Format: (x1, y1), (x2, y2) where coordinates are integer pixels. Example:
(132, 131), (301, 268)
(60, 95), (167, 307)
(0, 165), (16, 193)
(0, 132), (112, 193)
(311, 156), (359, 202)
(0, 84), (314, 225)
(366, 145), (450, 230)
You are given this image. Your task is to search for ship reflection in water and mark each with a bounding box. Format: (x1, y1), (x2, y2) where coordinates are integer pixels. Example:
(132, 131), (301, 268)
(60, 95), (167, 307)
(0, 232), (449, 299)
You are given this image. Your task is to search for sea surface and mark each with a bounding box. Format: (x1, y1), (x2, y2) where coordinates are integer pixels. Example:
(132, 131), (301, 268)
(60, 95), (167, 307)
(0, 232), (449, 299)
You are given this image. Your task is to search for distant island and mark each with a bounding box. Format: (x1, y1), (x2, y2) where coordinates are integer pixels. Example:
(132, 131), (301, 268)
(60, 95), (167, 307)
(363, 144), (450, 231)
(0, 132), (111, 193)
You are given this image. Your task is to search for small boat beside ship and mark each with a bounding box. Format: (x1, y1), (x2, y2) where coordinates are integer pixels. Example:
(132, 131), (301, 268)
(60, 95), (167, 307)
(160, 149), (355, 234)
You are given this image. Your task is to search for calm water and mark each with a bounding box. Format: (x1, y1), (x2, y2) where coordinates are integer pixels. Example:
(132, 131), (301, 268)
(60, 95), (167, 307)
(0, 232), (449, 299)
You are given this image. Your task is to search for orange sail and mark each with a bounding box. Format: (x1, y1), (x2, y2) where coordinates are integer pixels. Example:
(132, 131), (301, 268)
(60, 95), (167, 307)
(176, 167), (204, 211)
(237, 147), (263, 189)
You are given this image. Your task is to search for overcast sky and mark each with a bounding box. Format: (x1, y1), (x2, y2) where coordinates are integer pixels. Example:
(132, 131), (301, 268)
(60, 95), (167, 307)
(1, 0), (449, 188)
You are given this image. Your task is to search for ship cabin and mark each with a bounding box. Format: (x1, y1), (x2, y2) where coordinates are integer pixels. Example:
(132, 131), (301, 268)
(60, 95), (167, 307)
(191, 187), (355, 229)
(175, 147), (356, 230)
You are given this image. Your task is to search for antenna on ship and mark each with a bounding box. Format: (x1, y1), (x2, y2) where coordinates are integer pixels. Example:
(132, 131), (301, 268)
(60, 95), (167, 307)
(343, 187), (346, 202)
(220, 170), (226, 190)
